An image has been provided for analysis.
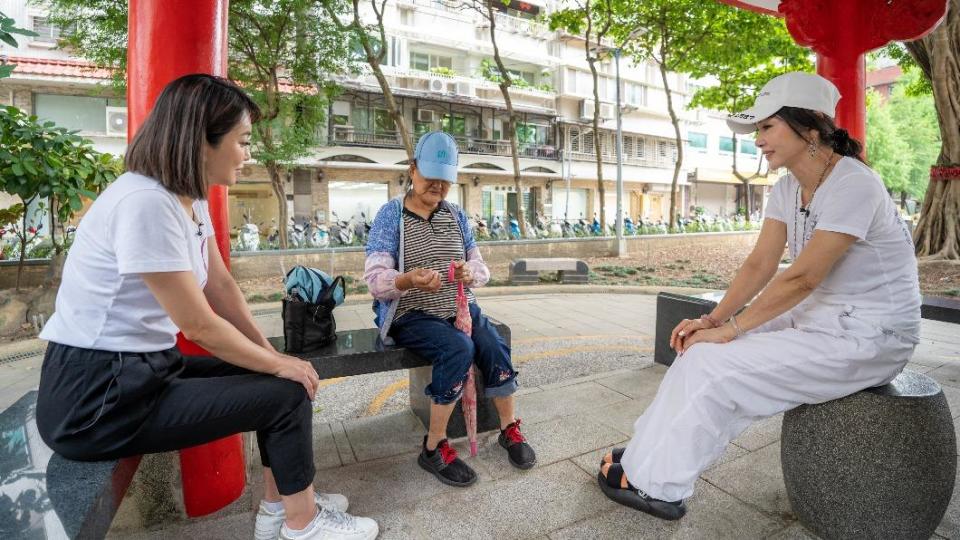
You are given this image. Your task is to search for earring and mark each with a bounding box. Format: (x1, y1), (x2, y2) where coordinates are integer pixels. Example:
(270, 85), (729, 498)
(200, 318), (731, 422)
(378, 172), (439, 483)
(807, 141), (818, 157)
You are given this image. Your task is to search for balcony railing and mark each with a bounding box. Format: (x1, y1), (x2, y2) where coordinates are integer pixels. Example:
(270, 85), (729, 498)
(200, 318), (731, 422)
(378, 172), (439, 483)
(492, 12), (549, 37)
(566, 150), (676, 169)
(330, 128), (558, 160)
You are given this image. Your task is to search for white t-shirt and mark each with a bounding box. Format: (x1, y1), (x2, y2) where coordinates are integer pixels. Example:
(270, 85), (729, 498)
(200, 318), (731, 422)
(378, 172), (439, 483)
(40, 172), (214, 352)
(765, 157), (921, 343)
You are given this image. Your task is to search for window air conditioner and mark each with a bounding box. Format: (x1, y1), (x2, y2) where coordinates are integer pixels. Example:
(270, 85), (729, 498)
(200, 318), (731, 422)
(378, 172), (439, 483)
(105, 106), (128, 137)
(455, 81), (474, 97)
(417, 109), (437, 122)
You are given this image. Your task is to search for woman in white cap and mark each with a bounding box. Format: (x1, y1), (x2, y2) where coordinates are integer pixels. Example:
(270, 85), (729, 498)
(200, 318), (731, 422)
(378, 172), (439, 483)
(364, 131), (536, 487)
(596, 72), (920, 520)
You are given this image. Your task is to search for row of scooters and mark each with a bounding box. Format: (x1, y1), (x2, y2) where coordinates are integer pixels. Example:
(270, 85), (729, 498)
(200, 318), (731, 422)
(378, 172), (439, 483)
(234, 212), (371, 251)
(471, 213), (757, 240)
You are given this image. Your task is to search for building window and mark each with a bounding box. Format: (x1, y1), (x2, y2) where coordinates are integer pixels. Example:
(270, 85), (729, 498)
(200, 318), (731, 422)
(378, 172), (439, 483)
(33, 94), (126, 133)
(739, 138), (758, 155)
(625, 83), (647, 107)
(409, 51), (452, 71)
(719, 136), (735, 153)
(687, 132), (708, 150)
(31, 16), (61, 43)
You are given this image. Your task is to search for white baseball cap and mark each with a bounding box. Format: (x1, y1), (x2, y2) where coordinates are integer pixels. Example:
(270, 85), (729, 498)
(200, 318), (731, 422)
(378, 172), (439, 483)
(726, 72), (841, 134)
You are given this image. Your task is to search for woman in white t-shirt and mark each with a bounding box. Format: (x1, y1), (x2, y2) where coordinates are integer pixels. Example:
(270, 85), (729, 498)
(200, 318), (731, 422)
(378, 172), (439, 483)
(36, 74), (378, 540)
(595, 72), (921, 520)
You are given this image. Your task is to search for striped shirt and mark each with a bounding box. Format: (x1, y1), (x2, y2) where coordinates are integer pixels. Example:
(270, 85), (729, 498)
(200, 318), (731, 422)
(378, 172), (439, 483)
(395, 206), (476, 320)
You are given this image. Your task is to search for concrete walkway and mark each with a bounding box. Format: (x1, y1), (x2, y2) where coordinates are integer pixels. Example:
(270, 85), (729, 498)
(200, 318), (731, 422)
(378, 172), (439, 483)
(1, 292), (957, 539)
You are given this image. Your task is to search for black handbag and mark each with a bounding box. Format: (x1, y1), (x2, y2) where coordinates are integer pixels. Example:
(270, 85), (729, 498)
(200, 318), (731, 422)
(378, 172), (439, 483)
(282, 275), (345, 354)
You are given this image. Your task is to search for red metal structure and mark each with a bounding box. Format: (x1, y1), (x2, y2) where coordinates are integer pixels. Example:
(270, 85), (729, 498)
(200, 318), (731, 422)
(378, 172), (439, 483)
(719, 0), (948, 146)
(127, 0), (245, 517)
(121, 0), (949, 518)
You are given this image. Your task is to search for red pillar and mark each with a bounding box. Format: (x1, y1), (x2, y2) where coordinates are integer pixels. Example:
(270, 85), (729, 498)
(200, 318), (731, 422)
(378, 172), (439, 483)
(816, 52), (866, 147)
(128, 0), (244, 517)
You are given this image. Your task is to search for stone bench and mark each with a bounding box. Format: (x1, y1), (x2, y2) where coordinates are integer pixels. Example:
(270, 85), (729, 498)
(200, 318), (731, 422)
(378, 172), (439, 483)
(509, 258), (589, 285)
(781, 369), (957, 539)
(0, 391), (141, 539)
(655, 289), (960, 367)
(269, 319), (513, 438)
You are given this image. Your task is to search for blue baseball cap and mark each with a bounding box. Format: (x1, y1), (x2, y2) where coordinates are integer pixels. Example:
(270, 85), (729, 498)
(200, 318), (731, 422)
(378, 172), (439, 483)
(414, 131), (459, 183)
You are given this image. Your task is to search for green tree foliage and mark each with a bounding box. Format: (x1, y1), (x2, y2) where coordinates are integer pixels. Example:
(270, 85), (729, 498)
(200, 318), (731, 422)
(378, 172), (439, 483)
(0, 10), (38, 78)
(41, 0), (354, 248)
(0, 106), (121, 287)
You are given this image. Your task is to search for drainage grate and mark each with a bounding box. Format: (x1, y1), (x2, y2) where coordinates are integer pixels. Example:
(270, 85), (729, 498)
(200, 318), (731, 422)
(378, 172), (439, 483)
(0, 348), (45, 366)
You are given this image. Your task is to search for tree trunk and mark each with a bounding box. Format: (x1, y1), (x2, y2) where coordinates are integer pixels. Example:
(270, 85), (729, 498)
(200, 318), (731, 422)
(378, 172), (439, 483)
(332, 0), (414, 160)
(486, 3), (526, 236)
(267, 161), (289, 250)
(900, 191), (908, 210)
(587, 55), (606, 231)
(659, 56), (683, 231)
(16, 201), (28, 291)
(906, 0), (960, 260)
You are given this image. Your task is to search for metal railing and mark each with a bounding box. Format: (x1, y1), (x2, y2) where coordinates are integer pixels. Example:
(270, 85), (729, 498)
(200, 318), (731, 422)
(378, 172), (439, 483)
(566, 150), (675, 169)
(330, 128), (558, 159)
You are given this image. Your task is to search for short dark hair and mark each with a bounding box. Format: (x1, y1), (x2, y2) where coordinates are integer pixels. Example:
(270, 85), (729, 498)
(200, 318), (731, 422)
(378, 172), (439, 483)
(125, 74), (261, 200)
(774, 106), (864, 162)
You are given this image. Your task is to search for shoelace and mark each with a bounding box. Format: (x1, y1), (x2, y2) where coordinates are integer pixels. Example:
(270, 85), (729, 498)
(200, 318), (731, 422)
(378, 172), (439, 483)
(438, 441), (458, 465)
(504, 419), (526, 444)
(319, 507), (356, 530)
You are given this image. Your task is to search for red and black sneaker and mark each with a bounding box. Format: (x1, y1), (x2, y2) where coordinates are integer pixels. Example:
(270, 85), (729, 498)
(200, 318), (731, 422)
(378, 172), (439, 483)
(418, 436), (477, 487)
(498, 419), (536, 470)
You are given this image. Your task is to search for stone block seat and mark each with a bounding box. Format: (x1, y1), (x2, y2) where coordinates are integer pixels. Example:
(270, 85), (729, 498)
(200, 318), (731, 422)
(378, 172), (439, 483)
(509, 258), (589, 285)
(0, 391), (141, 539)
(781, 369), (957, 540)
(269, 319), (513, 438)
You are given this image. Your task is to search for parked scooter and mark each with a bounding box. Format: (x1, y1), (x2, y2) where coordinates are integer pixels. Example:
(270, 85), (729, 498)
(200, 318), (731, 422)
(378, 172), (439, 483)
(490, 215), (506, 240)
(330, 212), (354, 246)
(472, 214), (490, 241)
(508, 214), (521, 240)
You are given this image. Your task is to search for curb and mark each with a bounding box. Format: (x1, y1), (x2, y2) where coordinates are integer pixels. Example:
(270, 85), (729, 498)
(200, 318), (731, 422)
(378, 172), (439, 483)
(1, 285), (719, 361)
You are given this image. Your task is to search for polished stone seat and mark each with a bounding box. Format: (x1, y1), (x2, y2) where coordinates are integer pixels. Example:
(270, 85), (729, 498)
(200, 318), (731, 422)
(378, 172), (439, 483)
(269, 318), (512, 438)
(781, 369), (957, 540)
(0, 391), (140, 539)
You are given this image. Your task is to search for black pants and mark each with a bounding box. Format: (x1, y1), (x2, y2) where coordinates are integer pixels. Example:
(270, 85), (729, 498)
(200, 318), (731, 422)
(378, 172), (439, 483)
(36, 342), (315, 496)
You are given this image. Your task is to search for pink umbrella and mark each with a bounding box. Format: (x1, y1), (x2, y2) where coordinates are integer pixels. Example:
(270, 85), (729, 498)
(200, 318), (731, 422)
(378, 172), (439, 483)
(448, 260), (478, 456)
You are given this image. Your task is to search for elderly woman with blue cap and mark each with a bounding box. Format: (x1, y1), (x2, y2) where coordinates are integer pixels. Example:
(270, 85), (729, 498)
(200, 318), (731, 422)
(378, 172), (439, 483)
(364, 131), (536, 486)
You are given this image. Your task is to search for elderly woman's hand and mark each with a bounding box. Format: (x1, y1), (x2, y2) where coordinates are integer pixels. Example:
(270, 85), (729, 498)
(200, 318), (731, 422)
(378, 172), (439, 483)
(452, 260), (473, 285)
(402, 268), (442, 292)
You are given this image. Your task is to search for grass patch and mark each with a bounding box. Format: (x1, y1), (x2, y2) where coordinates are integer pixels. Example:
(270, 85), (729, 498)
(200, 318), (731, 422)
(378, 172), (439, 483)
(635, 265), (657, 273)
(945, 289), (960, 297)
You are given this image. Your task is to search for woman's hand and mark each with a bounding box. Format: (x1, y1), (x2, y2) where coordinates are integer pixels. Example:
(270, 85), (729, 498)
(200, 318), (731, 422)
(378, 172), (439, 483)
(670, 316), (717, 353)
(272, 355), (321, 399)
(403, 268), (442, 292)
(677, 323), (738, 355)
(452, 260), (473, 286)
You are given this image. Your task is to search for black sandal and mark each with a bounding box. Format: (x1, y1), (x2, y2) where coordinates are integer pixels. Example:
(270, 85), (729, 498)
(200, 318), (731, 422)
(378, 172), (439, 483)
(599, 447), (626, 467)
(597, 463), (687, 521)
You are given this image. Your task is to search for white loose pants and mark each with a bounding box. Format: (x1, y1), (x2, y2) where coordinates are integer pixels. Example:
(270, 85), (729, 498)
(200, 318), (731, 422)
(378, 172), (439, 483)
(621, 303), (917, 502)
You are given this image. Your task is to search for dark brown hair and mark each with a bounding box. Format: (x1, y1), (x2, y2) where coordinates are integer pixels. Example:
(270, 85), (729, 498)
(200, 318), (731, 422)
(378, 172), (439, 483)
(125, 74), (261, 200)
(774, 106), (864, 162)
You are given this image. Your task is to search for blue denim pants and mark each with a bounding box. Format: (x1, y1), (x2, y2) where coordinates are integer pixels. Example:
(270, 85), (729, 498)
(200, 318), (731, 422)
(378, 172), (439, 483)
(390, 303), (518, 405)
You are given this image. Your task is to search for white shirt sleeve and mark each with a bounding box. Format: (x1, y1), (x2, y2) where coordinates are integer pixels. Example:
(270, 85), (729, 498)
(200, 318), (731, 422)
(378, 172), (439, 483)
(763, 176), (790, 224)
(110, 190), (192, 275)
(814, 173), (883, 241)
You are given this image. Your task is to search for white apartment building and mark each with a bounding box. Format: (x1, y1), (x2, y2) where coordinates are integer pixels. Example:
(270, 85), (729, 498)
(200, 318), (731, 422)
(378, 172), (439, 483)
(0, 0), (767, 235)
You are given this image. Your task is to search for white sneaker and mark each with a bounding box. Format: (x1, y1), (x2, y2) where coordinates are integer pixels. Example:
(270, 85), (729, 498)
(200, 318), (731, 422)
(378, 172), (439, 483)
(279, 506), (379, 540)
(255, 493), (350, 540)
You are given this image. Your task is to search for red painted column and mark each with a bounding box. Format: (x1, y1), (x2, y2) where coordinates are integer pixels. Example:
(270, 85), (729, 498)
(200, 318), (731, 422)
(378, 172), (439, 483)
(816, 52), (866, 149)
(128, 0), (244, 517)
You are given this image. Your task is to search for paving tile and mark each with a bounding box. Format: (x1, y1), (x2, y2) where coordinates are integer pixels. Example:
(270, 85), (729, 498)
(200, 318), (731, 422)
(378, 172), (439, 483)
(929, 363), (960, 390)
(732, 413), (783, 451)
(311, 422), (344, 471)
(548, 478), (784, 539)
(593, 363), (667, 402)
(514, 381), (629, 425)
(110, 510), (254, 540)
(342, 409), (426, 462)
(701, 442), (793, 517)
(473, 413), (626, 480)
(375, 460), (610, 540)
